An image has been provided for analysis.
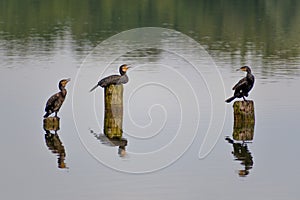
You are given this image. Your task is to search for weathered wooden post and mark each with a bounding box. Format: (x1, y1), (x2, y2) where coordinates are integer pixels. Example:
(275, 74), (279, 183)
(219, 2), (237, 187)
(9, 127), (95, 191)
(43, 117), (60, 132)
(233, 100), (255, 141)
(104, 84), (124, 139)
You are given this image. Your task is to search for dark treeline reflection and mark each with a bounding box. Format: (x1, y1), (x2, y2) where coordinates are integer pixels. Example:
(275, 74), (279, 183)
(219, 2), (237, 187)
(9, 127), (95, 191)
(1, 0), (300, 66)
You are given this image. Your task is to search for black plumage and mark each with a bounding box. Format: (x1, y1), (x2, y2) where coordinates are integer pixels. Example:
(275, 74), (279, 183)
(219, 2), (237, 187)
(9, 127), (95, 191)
(44, 78), (70, 118)
(90, 64), (129, 92)
(225, 66), (255, 103)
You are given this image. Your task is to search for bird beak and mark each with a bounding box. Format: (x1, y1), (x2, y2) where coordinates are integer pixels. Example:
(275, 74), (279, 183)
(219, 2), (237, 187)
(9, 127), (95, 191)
(236, 68), (241, 71)
(66, 78), (71, 82)
(125, 66), (131, 71)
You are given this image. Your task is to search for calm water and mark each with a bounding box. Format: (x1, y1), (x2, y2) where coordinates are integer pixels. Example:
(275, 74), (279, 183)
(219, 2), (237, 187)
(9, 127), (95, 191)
(1, 1), (300, 200)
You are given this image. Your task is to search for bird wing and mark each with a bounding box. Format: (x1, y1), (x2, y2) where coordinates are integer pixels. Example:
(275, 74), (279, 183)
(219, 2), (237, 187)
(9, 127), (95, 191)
(45, 93), (62, 112)
(98, 75), (121, 87)
(232, 77), (247, 90)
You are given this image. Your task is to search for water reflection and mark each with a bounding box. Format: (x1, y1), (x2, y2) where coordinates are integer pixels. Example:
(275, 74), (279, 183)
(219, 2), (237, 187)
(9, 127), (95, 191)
(43, 117), (67, 169)
(91, 130), (128, 158)
(1, 0), (300, 79)
(44, 130), (67, 169)
(225, 137), (253, 177)
(123, 48), (163, 65)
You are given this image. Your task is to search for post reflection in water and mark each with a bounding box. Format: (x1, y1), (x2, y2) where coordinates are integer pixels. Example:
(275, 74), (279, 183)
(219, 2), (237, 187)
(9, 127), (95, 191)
(91, 130), (128, 158)
(43, 117), (67, 169)
(226, 100), (255, 177)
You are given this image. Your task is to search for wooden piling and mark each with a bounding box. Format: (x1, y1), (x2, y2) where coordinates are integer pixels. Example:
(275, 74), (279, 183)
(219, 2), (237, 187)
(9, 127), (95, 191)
(233, 101), (255, 141)
(104, 84), (123, 139)
(43, 117), (60, 131)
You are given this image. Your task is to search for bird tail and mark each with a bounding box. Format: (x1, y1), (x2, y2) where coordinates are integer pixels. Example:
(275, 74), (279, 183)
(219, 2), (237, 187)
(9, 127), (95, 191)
(225, 96), (236, 103)
(225, 137), (234, 144)
(43, 112), (50, 118)
(89, 84), (99, 92)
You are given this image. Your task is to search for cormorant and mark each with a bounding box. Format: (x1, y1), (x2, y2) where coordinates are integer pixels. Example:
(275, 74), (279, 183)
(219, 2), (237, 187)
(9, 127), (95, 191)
(44, 78), (70, 118)
(90, 64), (130, 92)
(225, 66), (255, 103)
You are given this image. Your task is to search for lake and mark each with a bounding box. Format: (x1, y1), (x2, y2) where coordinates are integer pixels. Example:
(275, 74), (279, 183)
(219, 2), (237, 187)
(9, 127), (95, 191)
(0, 1), (300, 200)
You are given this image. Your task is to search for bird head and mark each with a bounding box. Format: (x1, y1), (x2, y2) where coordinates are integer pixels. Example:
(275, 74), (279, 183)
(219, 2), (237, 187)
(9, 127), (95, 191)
(119, 64), (130, 75)
(59, 78), (71, 88)
(238, 66), (251, 73)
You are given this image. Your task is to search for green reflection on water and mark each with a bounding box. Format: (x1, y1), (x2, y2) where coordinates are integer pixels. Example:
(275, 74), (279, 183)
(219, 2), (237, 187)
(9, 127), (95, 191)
(1, 0), (300, 68)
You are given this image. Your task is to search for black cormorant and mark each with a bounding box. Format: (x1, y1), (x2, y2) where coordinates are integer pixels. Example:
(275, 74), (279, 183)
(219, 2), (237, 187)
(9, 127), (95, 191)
(90, 64), (130, 92)
(225, 66), (255, 103)
(44, 78), (70, 118)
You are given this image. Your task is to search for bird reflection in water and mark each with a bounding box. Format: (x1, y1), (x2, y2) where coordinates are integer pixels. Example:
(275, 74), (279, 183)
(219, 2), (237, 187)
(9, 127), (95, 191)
(43, 117), (67, 169)
(44, 129), (67, 169)
(90, 129), (128, 157)
(225, 137), (253, 177)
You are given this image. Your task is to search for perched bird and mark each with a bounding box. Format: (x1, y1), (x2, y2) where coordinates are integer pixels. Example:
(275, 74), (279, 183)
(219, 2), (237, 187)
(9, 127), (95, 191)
(225, 66), (255, 103)
(90, 64), (130, 92)
(44, 78), (71, 118)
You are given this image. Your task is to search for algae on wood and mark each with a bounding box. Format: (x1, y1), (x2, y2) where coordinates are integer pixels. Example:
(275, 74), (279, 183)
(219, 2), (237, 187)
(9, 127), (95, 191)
(104, 84), (123, 139)
(233, 100), (255, 141)
(43, 117), (60, 131)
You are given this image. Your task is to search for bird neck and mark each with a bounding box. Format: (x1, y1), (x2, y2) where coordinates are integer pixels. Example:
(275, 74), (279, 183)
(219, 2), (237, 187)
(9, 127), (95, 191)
(60, 87), (67, 97)
(246, 71), (254, 83)
(119, 73), (129, 84)
(246, 71), (252, 77)
(120, 71), (126, 76)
